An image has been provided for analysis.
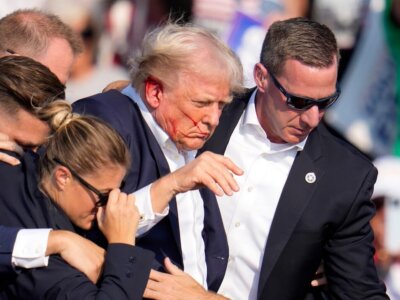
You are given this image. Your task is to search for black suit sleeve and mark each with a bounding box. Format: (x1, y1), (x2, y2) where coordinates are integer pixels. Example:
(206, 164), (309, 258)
(3, 244), (153, 300)
(323, 166), (389, 299)
(0, 226), (19, 275)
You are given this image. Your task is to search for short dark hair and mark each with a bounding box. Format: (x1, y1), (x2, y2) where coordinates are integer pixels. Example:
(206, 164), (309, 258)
(0, 9), (83, 58)
(0, 56), (65, 116)
(260, 17), (340, 76)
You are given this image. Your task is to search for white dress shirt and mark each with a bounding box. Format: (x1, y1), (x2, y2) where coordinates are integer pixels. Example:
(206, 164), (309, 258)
(122, 86), (208, 287)
(12, 228), (51, 269)
(217, 90), (306, 300)
(121, 86), (169, 236)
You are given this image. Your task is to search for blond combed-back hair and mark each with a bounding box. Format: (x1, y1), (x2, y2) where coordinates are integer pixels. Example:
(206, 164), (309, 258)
(129, 22), (244, 95)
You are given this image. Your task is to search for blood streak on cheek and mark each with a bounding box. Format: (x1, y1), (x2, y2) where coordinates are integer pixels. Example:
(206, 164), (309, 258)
(181, 111), (207, 135)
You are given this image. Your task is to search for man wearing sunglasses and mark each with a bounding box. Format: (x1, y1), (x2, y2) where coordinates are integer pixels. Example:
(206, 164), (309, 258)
(195, 17), (387, 299)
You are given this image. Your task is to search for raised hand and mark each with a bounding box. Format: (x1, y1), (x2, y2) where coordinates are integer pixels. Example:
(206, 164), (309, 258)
(144, 257), (228, 300)
(97, 189), (139, 245)
(150, 151), (243, 213)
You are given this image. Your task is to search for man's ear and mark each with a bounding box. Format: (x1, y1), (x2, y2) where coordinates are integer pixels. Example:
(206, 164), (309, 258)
(53, 166), (71, 191)
(144, 77), (164, 109)
(254, 63), (268, 92)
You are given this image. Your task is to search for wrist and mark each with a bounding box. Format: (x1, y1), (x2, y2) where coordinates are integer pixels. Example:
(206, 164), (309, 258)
(150, 173), (178, 212)
(46, 230), (64, 256)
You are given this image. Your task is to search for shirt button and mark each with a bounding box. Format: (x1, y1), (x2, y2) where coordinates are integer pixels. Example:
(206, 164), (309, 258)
(235, 222), (241, 228)
(126, 271), (133, 278)
(247, 186), (253, 192)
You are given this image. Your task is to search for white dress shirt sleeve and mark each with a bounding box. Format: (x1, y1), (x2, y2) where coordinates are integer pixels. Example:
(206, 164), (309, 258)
(12, 228), (51, 269)
(134, 183), (169, 236)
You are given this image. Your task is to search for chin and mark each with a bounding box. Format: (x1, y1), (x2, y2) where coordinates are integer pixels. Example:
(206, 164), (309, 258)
(183, 139), (207, 151)
(78, 221), (93, 230)
(285, 133), (308, 144)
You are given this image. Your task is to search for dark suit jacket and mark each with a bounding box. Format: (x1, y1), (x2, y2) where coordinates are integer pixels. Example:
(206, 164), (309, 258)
(0, 151), (153, 299)
(0, 226), (19, 275)
(73, 89), (228, 291)
(199, 89), (389, 299)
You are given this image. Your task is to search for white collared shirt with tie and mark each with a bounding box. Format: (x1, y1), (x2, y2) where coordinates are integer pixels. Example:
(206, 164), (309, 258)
(217, 90), (306, 300)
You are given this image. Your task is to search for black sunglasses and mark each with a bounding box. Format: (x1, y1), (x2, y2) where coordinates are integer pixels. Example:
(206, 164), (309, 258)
(53, 158), (109, 207)
(267, 70), (340, 111)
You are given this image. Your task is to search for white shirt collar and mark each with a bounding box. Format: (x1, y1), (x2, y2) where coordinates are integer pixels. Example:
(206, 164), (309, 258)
(241, 89), (307, 153)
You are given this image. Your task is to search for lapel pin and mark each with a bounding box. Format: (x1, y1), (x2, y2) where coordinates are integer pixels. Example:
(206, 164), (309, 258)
(305, 172), (316, 183)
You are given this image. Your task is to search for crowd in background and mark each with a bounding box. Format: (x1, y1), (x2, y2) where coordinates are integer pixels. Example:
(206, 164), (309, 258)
(0, 0), (399, 298)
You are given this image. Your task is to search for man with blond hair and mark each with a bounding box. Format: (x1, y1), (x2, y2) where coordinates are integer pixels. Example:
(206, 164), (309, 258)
(73, 22), (244, 292)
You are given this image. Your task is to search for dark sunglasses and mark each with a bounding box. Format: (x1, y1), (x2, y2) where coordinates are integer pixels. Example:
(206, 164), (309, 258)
(53, 158), (109, 207)
(267, 70), (340, 111)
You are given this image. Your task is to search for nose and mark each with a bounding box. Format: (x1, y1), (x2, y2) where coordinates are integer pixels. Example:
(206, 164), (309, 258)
(300, 105), (323, 129)
(204, 104), (221, 128)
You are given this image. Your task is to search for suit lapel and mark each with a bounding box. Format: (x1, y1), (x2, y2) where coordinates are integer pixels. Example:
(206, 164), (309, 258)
(257, 128), (325, 298)
(132, 102), (182, 256)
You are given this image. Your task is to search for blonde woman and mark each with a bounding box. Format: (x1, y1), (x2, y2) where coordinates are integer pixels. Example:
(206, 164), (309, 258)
(0, 101), (153, 299)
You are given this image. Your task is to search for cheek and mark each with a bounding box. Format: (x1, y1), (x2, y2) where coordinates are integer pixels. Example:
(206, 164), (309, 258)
(166, 109), (202, 136)
(273, 110), (293, 129)
(75, 198), (97, 229)
(284, 109), (303, 123)
(71, 190), (95, 216)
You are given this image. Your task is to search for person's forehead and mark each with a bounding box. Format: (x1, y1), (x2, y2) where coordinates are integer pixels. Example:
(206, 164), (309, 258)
(279, 60), (338, 93)
(178, 70), (231, 100)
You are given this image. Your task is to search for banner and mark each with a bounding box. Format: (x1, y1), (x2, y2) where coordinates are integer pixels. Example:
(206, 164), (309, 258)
(325, 0), (397, 157)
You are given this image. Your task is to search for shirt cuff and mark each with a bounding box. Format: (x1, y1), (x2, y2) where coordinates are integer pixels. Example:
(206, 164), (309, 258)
(134, 184), (169, 236)
(12, 228), (52, 269)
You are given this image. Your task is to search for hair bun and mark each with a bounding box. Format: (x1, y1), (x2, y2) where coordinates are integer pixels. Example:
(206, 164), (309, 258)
(36, 100), (79, 132)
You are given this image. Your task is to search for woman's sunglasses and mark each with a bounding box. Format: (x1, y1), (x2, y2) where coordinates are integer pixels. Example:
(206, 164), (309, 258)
(53, 158), (110, 207)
